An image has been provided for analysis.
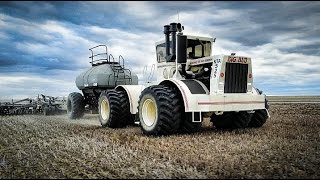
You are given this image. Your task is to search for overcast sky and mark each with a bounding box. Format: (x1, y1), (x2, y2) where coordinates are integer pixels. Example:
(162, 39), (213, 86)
(0, 1), (319, 100)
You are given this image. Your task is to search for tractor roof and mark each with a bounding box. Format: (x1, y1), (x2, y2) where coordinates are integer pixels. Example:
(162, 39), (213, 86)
(155, 35), (214, 46)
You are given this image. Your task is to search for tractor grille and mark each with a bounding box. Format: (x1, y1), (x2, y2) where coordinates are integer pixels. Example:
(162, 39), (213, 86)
(224, 63), (248, 93)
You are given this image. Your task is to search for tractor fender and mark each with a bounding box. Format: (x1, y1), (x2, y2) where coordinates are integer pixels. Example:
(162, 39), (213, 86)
(252, 86), (269, 110)
(115, 85), (146, 114)
(159, 79), (209, 111)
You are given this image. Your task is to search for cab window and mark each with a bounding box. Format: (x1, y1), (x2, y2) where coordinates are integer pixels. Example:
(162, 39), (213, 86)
(156, 41), (173, 63)
(187, 39), (211, 59)
(156, 43), (166, 63)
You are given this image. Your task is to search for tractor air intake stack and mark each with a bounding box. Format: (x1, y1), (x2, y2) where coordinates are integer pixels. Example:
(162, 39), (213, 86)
(163, 25), (170, 62)
(175, 23), (189, 78)
(163, 23), (179, 62)
(170, 23), (177, 62)
(177, 35), (187, 64)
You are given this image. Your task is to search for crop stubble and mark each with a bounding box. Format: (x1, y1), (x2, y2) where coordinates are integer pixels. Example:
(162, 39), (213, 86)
(0, 103), (319, 178)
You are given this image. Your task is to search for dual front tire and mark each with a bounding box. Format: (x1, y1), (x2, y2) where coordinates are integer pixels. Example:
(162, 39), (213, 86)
(210, 110), (269, 130)
(248, 98), (270, 128)
(210, 99), (269, 129)
(138, 86), (182, 136)
(248, 109), (269, 128)
(138, 85), (202, 136)
(210, 111), (252, 130)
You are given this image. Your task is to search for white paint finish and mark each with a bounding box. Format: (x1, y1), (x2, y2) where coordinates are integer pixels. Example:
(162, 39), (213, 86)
(116, 85), (146, 114)
(156, 62), (176, 82)
(186, 93), (265, 112)
(166, 79), (193, 111)
(209, 55), (254, 95)
(164, 79), (265, 112)
(210, 55), (224, 94)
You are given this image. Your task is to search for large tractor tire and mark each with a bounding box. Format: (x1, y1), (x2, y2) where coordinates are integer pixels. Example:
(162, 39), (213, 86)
(98, 90), (131, 128)
(179, 112), (202, 134)
(248, 97), (270, 128)
(248, 109), (269, 128)
(211, 111), (251, 130)
(67, 92), (85, 119)
(138, 85), (182, 136)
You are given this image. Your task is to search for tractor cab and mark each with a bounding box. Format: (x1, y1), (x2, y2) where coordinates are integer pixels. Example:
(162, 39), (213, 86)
(155, 35), (213, 63)
(155, 24), (215, 81)
(184, 36), (214, 75)
(156, 28), (215, 81)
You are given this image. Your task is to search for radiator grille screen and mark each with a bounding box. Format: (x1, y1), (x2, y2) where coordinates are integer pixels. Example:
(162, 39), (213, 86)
(224, 63), (248, 93)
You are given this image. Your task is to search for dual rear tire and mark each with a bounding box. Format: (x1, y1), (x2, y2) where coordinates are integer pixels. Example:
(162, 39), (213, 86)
(98, 90), (133, 128)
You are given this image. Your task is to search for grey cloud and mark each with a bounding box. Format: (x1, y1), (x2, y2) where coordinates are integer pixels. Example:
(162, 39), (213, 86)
(0, 57), (17, 67)
(282, 44), (320, 56)
(0, 1), (319, 97)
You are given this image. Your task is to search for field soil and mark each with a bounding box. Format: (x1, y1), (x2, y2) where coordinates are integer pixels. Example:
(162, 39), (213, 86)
(0, 103), (319, 178)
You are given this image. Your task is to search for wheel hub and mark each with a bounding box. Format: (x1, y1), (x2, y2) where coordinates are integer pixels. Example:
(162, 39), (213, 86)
(142, 98), (157, 126)
(100, 98), (110, 121)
